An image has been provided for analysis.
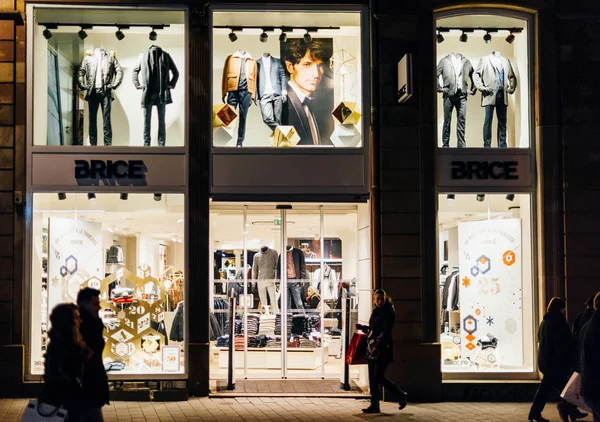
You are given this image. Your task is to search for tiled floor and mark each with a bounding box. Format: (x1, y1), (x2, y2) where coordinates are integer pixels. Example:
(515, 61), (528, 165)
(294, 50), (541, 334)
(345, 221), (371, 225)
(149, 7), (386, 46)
(0, 397), (571, 421)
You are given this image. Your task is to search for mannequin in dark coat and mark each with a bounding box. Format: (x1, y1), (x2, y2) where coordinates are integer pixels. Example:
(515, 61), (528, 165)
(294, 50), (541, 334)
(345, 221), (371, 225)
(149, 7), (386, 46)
(580, 293), (600, 422)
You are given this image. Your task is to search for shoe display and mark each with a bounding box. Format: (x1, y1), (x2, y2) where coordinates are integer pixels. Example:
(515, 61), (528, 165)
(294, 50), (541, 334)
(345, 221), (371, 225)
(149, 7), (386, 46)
(399, 392), (408, 410)
(362, 406), (380, 414)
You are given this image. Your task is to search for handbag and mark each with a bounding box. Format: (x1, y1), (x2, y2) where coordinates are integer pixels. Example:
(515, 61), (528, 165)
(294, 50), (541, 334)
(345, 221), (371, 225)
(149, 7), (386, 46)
(561, 372), (593, 413)
(20, 399), (68, 422)
(345, 331), (368, 365)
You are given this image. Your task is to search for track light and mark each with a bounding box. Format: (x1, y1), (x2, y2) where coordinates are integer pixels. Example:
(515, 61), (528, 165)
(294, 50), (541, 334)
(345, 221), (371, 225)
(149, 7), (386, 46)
(87, 193), (96, 201)
(279, 31), (287, 42)
(154, 193), (162, 202)
(228, 30), (238, 42)
(459, 31), (468, 43)
(115, 29), (125, 41)
(506, 194), (515, 202)
(303, 31), (312, 43)
(446, 194), (455, 201)
(57, 192), (66, 201)
(120, 193), (128, 200)
(260, 31), (268, 43)
(476, 194), (485, 202)
(483, 32), (492, 43)
(77, 26), (90, 40)
(436, 32), (444, 44)
(149, 29), (157, 41)
(43, 27), (53, 40)
(506, 32), (515, 44)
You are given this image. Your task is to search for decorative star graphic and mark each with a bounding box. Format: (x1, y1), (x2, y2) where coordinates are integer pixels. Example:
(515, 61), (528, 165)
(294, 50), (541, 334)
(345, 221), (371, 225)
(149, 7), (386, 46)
(462, 277), (471, 287)
(486, 316), (494, 326)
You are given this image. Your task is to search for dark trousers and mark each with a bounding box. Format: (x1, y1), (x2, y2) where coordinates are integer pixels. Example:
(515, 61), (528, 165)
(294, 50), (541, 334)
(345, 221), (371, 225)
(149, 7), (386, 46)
(368, 359), (405, 408)
(143, 102), (166, 146)
(259, 93), (283, 131)
(529, 371), (578, 418)
(227, 90), (252, 146)
(442, 94), (467, 148)
(88, 89), (112, 146)
(483, 90), (507, 148)
(287, 281), (305, 313)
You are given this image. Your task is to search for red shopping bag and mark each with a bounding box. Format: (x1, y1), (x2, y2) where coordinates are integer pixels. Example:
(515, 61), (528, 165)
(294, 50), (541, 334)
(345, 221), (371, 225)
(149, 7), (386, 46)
(345, 332), (368, 365)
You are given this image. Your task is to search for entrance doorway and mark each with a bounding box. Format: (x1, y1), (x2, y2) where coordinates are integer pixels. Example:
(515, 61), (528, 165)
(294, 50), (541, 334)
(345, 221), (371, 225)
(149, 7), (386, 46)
(209, 202), (370, 387)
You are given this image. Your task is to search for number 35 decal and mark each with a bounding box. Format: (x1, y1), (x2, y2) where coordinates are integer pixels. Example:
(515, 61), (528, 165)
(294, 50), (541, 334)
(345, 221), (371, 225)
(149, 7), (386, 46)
(478, 277), (500, 294)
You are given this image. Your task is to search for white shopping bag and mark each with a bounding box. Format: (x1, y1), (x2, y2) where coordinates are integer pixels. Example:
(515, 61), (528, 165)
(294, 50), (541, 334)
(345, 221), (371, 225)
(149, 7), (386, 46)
(561, 372), (593, 413)
(19, 399), (68, 422)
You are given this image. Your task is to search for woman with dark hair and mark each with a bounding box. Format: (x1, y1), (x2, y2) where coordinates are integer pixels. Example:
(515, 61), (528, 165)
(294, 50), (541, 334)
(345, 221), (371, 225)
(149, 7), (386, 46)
(357, 289), (407, 414)
(41, 303), (90, 421)
(528, 297), (587, 422)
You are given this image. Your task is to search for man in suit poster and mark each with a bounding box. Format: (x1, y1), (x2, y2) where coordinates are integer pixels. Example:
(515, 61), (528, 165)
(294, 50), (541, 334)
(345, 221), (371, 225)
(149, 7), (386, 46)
(281, 38), (334, 146)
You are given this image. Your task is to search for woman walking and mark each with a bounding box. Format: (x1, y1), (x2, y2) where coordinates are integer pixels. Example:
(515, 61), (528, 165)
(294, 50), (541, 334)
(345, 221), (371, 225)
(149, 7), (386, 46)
(358, 289), (407, 414)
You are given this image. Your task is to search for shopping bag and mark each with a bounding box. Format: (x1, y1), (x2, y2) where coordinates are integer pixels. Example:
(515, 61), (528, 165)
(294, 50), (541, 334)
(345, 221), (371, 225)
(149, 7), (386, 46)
(20, 399), (68, 422)
(345, 332), (368, 365)
(560, 372), (593, 413)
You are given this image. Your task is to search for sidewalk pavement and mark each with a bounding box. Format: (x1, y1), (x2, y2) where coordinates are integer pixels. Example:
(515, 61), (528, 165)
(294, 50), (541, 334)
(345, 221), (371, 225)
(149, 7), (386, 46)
(0, 397), (569, 421)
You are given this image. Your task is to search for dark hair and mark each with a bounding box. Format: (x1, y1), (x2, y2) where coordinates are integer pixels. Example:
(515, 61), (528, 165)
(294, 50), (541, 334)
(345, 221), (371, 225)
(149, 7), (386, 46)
(77, 287), (100, 306)
(595, 292), (600, 310)
(48, 303), (84, 349)
(585, 296), (594, 307)
(547, 297), (565, 313)
(373, 289), (393, 305)
(341, 281), (350, 290)
(283, 39), (330, 67)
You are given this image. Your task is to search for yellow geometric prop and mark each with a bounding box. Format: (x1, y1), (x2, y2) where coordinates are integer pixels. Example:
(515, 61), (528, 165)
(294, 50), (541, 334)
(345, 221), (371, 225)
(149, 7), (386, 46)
(213, 104), (237, 128)
(332, 101), (361, 125)
(270, 125), (300, 148)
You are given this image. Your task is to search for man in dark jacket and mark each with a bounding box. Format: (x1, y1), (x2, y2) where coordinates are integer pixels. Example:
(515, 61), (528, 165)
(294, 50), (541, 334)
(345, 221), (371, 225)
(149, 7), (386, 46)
(77, 288), (109, 421)
(580, 292), (600, 422)
(573, 296), (595, 371)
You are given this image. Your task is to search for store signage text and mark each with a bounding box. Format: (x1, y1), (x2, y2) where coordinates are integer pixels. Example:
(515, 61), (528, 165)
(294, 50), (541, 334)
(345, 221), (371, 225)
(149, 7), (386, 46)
(450, 160), (519, 181)
(74, 160), (148, 186)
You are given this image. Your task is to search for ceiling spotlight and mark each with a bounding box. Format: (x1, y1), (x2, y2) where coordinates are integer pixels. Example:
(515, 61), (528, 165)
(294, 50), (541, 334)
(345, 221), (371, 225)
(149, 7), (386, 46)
(57, 192), (66, 201)
(87, 193), (96, 201)
(154, 193), (162, 202)
(506, 32), (515, 44)
(228, 30), (238, 42)
(279, 31), (287, 42)
(120, 193), (128, 200)
(78, 29), (88, 40)
(259, 31), (268, 43)
(476, 194), (485, 202)
(483, 32), (492, 43)
(506, 194), (515, 201)
(43, 27), (53, 40)
(446, 194), (455, 200)
(436, 32), (444, 44)
(303, 31), (312, 43)
(115, 29), (125, 41)
(149, 29), (157, 41)
(459, 31), (468, 43)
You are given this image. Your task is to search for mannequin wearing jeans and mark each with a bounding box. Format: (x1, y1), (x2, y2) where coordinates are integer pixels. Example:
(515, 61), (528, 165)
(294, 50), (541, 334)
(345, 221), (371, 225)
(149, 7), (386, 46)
(278, 246), (306, 313)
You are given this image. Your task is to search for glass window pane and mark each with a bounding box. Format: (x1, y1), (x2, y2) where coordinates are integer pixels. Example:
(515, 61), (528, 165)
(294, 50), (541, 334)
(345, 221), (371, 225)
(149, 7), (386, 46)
(31, 193), (185, 375)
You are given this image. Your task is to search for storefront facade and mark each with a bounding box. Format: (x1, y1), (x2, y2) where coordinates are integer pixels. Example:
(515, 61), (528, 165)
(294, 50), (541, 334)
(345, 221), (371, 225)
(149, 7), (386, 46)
(0, 0), (595, 401)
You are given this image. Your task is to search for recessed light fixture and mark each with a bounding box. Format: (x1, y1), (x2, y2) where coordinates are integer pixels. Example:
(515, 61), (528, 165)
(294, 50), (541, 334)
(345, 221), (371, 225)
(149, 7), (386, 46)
(459, 31), (468, 43)
(483, 31), (492, 43)
(120, 193), (128, 200)
(436, 31), (444, 44)
(447, 194), (455, 200)
(87, 193), (96, 201)
(154, 193), (162, 202)
(303, 31), (312, 43)
(506, 194), (515, 201)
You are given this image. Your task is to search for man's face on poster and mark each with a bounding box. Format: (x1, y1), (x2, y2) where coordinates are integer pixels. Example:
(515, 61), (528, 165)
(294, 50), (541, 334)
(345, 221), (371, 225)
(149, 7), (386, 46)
(286, 49), (325, 97)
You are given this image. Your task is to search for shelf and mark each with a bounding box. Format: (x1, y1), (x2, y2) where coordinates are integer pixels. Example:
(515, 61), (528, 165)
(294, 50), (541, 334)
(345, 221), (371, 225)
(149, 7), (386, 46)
(305, 259), (342, 264)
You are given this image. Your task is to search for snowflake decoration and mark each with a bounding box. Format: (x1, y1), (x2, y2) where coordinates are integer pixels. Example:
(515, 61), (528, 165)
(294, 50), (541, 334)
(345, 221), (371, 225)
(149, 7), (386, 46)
(330, 49), (356, 75)
(486, 316), (494, 326)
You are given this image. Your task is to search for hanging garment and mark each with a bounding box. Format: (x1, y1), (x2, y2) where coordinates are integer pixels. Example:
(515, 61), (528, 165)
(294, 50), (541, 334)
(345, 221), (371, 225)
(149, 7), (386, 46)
(169, 302), (184, 342)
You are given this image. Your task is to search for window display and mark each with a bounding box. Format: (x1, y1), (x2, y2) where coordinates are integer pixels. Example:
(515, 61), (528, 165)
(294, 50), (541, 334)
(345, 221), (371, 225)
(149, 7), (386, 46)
(437, 193), (534, 373)
(436, 12), (530, 148)
(32, 6), (185, 146)
(212, 11), (363, 148)
(30, 193), (185, 375)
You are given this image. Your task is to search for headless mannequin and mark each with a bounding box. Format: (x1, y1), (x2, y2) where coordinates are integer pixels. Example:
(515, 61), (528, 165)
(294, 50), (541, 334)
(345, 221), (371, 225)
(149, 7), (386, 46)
(257, 51), (287, 131)
(252, 245), (278, 313)
(281, 245), (306, 313)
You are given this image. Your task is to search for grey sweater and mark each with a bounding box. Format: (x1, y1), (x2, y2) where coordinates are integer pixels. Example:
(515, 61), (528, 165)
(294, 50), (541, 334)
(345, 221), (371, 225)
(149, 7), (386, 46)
(252, 248), (278, 280)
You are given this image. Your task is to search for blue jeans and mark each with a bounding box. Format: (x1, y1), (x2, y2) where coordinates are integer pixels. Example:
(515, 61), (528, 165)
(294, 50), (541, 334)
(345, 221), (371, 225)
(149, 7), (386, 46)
(143, 102), (166, 146)
(483, 90), (507, 148)
(287, 281), (305, 313)
(442, 94), (467, 148)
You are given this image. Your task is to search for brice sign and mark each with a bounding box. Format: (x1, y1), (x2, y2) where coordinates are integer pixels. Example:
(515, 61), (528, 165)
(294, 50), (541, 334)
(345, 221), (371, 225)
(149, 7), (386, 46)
(450, 160), (519, 180)
(74, 160), (146, 180)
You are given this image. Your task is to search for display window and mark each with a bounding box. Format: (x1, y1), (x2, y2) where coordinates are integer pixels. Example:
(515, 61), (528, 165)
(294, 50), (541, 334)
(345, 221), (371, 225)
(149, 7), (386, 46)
(208, 203), (371, 383)
(29, 193), (185, 376)
(437, 193), (535, 373)
(212, 10), (364, 148)
(436, 11), (531, 148)
(30, 6), (186, 147)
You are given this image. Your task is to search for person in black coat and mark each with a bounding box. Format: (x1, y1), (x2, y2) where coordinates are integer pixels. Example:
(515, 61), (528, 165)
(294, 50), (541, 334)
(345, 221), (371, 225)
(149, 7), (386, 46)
(357, 289), (407, 414)
(528, 297), (587, 422)
(573, 296), (595, 371)
(77, 288), (109, 421)
(580, 292), (600, 422)
(41, 303), (89, 422)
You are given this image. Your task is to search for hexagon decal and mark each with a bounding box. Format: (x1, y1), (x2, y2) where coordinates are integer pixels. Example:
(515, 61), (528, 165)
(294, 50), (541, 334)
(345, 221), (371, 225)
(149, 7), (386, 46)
(463, 315), (478, 335)
(470, 255), (491, 277)
(64, 255), (78, 275)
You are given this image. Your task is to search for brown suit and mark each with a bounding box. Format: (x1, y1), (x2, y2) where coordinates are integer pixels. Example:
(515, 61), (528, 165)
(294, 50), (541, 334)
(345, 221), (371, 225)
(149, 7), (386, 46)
(222, 55), (257, 99)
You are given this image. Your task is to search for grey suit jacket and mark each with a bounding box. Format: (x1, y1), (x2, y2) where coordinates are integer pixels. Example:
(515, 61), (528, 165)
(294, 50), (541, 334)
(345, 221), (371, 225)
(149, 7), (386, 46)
(436, 54), (475, 98)
(473, 53), (517, 107)
(257, 56), (288, 98)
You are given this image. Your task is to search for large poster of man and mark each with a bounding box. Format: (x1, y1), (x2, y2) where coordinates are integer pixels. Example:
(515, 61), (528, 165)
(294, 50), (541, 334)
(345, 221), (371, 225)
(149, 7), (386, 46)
(281, 38), (334, 146)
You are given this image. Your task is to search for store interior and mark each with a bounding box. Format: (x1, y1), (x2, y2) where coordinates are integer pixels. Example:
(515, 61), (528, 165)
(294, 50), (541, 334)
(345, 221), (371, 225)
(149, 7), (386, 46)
(30, 193), (185, 375)
(208, 202), (371, 384)
(438, 193), (534, 373)
(436, 13), (530, 148)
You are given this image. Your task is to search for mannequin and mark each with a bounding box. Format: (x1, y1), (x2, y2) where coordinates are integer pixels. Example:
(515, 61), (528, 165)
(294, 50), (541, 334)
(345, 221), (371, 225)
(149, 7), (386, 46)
(437, 52), (475, 148)
(252, 245), (278, 312)
(473, 51), (517, 148)
(222, 51), (258, 147)
(257, 52), (288, 131)
(78, 48), (123, 146)
(277, 245), (307, 313)
(132, 45), (179, 146)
